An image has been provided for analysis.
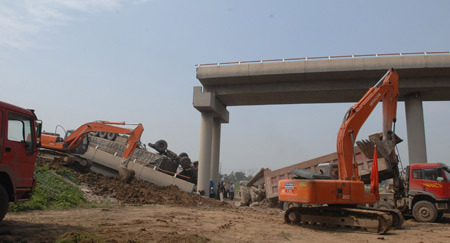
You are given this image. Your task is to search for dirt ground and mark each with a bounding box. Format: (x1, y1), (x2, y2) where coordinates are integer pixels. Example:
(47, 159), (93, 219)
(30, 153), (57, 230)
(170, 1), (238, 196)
(1, 205), (450, 243)
(1, 158), (449, 242)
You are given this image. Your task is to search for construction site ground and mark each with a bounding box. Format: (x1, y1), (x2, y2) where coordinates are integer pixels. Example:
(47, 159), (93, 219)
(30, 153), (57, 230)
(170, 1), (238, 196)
(1, 159), (450, 242)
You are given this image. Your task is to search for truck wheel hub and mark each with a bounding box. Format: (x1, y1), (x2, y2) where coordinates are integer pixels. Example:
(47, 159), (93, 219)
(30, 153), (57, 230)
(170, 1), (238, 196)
(419, 208), (430, 218)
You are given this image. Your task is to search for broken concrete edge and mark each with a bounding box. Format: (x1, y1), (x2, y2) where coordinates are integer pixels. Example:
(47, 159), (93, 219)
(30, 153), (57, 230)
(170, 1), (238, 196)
(81, 147), (196, 194)
(193, 86), (229, 123)
(245, 168), (265, 187)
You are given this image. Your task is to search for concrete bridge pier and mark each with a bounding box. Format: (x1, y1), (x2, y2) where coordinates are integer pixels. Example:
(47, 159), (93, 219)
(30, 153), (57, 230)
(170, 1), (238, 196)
(211, 119), (222, 189)
(197, 112), (213, 196)
(193, 87), (229, 196)
(405, 95), (428, 164)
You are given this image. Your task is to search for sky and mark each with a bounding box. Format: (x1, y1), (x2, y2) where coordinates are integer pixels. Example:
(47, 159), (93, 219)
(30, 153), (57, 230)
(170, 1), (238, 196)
(0, 0), (449, 175)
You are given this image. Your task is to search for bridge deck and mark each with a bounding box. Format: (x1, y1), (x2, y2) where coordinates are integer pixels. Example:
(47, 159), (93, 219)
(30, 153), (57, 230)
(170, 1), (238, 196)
(196, 54), (450, 105)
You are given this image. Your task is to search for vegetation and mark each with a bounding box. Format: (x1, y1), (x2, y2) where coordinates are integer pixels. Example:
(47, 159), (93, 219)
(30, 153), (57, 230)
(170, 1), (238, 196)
(8, 166), (85, 212)
(219, 171), (253, 184)
(56, 168), (80, 185)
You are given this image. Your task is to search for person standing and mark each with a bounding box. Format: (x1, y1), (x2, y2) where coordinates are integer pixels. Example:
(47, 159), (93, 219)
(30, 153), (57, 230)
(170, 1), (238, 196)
(223, 181), (228, 199)
(216, 181), (221, 200)
(229, 182), (235, 200)
(219, 181), (224, 201)
(209, 180), (215, 198)
(225, 180), (231, 198)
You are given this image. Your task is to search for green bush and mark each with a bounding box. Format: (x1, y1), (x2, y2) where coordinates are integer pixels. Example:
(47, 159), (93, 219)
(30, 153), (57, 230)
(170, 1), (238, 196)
(9, 166), (85, 212)
(56, 168), (80, 185)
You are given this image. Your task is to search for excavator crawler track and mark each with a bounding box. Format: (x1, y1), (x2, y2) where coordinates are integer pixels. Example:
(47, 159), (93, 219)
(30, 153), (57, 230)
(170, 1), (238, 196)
(284, 206), (394, 234)
(360, 206), (404, 229)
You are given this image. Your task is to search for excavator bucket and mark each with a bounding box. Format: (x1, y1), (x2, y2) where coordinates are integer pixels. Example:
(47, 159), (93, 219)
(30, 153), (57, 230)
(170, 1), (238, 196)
(356, 133), (403, 160)
(118, 165), (135, 183)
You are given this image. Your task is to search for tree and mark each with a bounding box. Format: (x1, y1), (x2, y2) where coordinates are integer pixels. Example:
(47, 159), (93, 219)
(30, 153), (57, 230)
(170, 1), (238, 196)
(219, 171), (252, 184)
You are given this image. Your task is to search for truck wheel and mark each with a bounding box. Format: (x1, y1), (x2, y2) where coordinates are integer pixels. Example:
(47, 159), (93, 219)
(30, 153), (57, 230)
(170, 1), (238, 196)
(179, 157), (191, 169)
(106, 133), (117, 141)
(178, 152), (188, 158)
(154, 140), (168, 153)
(413, 200), (438, 222)
(0, 184), (9, 222)
(90, 131), (99, 136)
(98, 132), (107, 138)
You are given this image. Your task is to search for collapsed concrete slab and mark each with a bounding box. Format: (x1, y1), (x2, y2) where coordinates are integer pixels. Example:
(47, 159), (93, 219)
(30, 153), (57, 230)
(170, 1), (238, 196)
(81, 136), (195, 194)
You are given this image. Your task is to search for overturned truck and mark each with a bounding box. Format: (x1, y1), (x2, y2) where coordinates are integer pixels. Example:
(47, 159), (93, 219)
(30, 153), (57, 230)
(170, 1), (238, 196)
(81, 134), (198, 193)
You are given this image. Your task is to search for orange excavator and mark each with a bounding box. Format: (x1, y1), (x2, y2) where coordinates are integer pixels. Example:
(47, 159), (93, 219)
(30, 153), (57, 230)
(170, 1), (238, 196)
(40, 121), (143, 180)
(278, 69), (403, 234)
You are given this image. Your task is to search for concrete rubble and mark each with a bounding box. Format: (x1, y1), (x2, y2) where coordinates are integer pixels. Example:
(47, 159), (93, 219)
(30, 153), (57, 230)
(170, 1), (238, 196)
(81, 135), (196, 193)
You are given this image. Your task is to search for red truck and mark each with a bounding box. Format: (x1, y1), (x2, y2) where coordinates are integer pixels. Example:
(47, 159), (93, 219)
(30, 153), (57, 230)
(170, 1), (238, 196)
(0, 101), (41, 221)
(377, 163), (450, 222)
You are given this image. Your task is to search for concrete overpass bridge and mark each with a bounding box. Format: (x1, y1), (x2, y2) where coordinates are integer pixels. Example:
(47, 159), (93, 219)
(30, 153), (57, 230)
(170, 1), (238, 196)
(193, 51), (450, 195)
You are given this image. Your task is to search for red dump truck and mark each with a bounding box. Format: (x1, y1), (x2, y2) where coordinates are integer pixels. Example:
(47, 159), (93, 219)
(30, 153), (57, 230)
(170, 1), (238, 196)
(0, 101), (41, 221)
(376, 163), (450, 222)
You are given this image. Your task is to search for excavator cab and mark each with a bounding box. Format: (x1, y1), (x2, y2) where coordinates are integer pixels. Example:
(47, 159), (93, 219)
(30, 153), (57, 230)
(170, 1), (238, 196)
(65, 130), (89, 154)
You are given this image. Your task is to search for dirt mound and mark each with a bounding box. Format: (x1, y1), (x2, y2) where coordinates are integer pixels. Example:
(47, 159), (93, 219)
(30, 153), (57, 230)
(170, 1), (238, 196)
(75, 171), (227, 208)
(37, 156), (228, 208)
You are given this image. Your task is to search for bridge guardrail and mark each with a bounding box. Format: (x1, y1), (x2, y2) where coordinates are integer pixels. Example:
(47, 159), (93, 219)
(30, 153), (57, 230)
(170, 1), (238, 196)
(196, 51), (450, 67)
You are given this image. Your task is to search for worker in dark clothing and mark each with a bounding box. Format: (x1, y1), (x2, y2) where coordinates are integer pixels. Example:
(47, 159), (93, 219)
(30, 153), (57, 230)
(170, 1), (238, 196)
(216, 181), (221, 200)
(219, 181), (225, 201)
(209, 180), (216, 198)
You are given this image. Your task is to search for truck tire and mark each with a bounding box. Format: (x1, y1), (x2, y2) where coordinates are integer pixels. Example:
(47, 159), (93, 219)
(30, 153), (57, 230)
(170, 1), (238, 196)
(179, 157), (191, 169)
(98, 131), (108, 138)
(154, 140), (168, 153)
(178, 152), (188, 158)
(106, 133), (117, 141)
(90, 131), (99, 136)
(0, 184), (9, 222)
(412, 200), (438, 222)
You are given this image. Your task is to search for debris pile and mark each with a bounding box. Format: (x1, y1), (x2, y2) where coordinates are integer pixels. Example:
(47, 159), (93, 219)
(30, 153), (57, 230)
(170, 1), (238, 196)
(37, 157), (228, 208)
(237, 168), (278, 208)
(75, 171), (227, 207)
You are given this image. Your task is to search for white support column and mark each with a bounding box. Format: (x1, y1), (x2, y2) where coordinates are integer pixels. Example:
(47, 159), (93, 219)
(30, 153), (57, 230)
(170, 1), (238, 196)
(210, 118), (222, 188)
(405, 96), (427, 164)
(193, 86), (229, 197)
(197, 112), (213, 196)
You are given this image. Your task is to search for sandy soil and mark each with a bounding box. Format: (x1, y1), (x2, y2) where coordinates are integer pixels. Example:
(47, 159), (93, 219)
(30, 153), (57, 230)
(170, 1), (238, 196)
(1, 205), (450, 243)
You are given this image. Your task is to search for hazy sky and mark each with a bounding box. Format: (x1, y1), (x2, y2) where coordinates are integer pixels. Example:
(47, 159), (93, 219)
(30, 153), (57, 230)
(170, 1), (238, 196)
(1, 0), (449, 175)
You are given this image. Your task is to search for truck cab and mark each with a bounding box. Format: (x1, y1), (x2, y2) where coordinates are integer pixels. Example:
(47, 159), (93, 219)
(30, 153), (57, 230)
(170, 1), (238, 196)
(406, 163), (450, 222)
(0, 101), (41, 221)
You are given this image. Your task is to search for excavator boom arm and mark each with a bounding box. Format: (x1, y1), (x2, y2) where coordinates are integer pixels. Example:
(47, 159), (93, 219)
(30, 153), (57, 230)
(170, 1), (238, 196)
(64, 121), (144, 161)
(121, 124), (144, 161)
(336, 69), (399, 180)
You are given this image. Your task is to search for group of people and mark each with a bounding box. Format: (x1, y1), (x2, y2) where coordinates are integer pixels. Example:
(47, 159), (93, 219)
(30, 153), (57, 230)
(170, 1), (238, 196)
(209, 180), (235, 201)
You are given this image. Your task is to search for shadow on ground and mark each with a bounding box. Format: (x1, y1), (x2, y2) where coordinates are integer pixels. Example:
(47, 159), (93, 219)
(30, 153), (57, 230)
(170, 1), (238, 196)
(0, 220), (85, 243)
